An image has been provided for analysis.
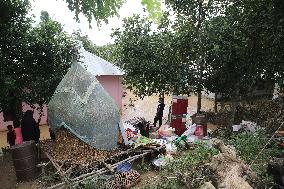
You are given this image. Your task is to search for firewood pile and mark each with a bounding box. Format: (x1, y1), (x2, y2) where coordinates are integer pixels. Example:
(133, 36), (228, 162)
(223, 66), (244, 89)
(41, 129), (123, 165)
(40, 128), (164, 189)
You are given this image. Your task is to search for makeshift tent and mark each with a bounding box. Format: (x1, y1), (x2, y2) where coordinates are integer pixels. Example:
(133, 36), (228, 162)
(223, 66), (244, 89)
(48, 62), (120, 150)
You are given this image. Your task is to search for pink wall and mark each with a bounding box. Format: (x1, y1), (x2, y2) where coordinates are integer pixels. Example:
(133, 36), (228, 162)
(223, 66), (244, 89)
(0, 103), (48, 131)
(96, 75), (123, 110)
(0, 112), (13, 132)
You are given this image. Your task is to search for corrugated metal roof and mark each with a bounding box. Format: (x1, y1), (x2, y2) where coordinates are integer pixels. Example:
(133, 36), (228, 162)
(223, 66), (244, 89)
(78, 46), (123, 76)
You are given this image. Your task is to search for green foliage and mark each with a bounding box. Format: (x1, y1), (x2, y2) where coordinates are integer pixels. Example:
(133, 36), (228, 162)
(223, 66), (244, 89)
(141, 179), (182, 189)
(27, 12), (78, 106)
(74, 31), (118, 63)
(136, 159), (151, 173)
(227, 130), (281, 187)
(41, 171), (57, 185)
(76, 177), (113, 189)
(203, 0), (284, 99)
(63, 0), (163, 24)
(141, 142), (219, 189)
(141, 0), (162, 22)
(228, 130), (281, 164)
(0, 0), (32, 115)
(64, 0), (124, 24)
(0, 1), (78, 121)
(165, 141), (219, 172)
(113, 14), (190, 97)
(77, 179), (96, 189)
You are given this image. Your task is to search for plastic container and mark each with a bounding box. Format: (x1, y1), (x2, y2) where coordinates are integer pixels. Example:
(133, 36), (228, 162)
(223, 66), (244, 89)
(195, 125), (204, 139)
(117, 161), (132, 173)
(172, 95), (188, 115)
(191, 113), (208, 136)
(14, 127), (23, 145)
(170, 115), (186, 136)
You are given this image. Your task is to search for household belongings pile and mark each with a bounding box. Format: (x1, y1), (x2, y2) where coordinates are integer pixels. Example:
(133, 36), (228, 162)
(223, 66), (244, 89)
(122, 116), (212, 167)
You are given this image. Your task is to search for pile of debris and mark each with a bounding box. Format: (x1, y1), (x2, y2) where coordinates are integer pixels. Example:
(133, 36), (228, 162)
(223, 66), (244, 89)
(207, 99), (281, 127)
(209, 139), (253, 189)
(198, 139), (263, 189)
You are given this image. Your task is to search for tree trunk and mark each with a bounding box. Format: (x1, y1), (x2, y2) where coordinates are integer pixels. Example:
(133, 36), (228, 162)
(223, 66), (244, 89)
(37, 103), (45, 125)
(196, 0), (203, 114)
(197, 90), (202, 113)
(214, 93), (218, 113)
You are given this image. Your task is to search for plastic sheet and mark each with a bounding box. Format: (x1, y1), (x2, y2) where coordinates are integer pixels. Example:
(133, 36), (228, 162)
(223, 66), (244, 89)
(48, 63), (120, 150)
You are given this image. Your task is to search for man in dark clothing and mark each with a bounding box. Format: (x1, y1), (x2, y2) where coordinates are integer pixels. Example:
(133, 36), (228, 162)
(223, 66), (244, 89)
(21, 110), (40, 143)
(7, 125), (16, 147)
(154, 98), (165, 127)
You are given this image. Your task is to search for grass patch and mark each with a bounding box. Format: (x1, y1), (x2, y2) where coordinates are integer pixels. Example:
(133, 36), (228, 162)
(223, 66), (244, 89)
(140, 142), (219, 189)
(226, 129), (282, 188)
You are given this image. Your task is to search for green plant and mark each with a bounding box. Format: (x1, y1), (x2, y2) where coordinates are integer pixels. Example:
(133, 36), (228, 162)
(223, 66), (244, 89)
(76, 176), (113, 189)
(140, 177), (182, 189)
(79, 180), (96, 189)
(141, 142), (219, 189)
(137, 159), (151, 173)
(227, 130), (281, 188)
(41, 171), (57, 185)
(228, 130), (281, 163)
(165, 141), (219, 172)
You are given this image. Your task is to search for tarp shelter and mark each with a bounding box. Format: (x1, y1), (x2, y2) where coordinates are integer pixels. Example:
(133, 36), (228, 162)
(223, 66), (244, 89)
(48, 62), (120, 150)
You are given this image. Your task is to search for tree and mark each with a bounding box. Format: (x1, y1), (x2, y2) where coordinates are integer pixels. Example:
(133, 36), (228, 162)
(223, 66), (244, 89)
(0, 0), (33, 124)
(63, 0), (162, 24)
(203, 0), (284, 126)
(74, 31), (118, 63)
(165, 0), (229, 113)
(112, 14), (190, 98)
(26, 11), (79, 108)
(0, 1), (78, 125)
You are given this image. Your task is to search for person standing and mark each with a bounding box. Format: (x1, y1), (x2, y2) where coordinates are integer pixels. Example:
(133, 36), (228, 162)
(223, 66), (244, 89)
(7, 125), (16, 147)
(21, 110), (40, 143)
(154, 98), (165, 127)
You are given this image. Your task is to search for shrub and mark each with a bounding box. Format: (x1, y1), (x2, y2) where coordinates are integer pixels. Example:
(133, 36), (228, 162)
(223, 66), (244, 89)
(227, 130), (282, 188)
(139, 142), (219, 189)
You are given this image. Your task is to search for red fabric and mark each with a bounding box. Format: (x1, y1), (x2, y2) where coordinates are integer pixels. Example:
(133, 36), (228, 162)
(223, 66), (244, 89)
(14, 127), (23, 144)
